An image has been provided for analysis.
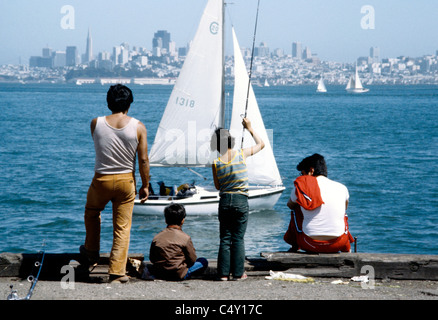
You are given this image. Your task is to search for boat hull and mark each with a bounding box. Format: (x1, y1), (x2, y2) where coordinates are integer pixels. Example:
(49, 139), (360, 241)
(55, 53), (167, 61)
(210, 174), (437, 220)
(346, 88), (369, 93)
(133, 186), (285, 215)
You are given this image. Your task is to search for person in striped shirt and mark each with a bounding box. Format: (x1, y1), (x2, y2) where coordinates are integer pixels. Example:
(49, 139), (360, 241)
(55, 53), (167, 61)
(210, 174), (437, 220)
(211, 118), (264, 281)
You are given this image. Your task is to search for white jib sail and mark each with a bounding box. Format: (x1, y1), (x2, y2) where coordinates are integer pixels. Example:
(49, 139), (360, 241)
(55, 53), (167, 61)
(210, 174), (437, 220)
(229, 28), (282, 186)
(346, 76), (354, 90)
(149, 0), (224, 167)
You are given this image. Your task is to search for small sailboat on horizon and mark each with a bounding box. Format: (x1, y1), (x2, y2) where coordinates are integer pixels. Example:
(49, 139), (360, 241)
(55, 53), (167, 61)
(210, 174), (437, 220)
(346, 65), (369, 93)
(316, 77), (327, 93)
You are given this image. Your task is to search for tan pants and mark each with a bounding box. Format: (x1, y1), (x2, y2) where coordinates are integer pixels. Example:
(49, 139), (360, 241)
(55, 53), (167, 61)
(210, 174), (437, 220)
(84, 172), (136, 276)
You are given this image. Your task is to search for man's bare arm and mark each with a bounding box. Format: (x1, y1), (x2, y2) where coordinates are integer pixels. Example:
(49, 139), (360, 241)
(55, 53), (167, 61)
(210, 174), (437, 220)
(137, 122), (150, 203)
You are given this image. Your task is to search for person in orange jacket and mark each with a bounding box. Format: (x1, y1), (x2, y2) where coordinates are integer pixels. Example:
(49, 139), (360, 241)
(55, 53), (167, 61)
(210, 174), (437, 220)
(284, 154), (354, 253)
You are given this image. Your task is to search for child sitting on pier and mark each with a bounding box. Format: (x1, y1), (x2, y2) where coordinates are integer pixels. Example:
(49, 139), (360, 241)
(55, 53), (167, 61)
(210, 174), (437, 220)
(148, 204), (208, 280)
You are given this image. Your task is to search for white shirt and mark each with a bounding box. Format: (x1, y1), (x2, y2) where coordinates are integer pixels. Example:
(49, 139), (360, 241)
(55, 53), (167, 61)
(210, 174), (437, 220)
(290, 176), (349, 237)
(93, 116), (139, 174)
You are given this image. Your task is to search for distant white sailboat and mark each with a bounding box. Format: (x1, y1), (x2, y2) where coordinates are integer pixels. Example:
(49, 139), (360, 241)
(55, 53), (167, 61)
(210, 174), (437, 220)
(316, 77), (327, 93)
(132, 0), (284, 215)
(264, 79), (270, 87)
(346, 66), (369, 93)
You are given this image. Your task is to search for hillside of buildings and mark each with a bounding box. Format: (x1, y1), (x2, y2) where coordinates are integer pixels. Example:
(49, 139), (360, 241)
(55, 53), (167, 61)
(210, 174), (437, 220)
(1, 30), (437, 85)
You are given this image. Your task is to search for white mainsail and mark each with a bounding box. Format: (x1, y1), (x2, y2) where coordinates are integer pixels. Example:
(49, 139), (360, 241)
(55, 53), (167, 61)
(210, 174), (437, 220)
(148, 0), (224, 167)
(352, 68), (364, 89)
(229, 28), (282, 186)
(351, 68), (363, 89)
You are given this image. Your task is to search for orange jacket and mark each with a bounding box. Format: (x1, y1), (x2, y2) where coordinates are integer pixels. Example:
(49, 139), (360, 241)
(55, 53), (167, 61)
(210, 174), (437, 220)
(294, 175), (324, 210)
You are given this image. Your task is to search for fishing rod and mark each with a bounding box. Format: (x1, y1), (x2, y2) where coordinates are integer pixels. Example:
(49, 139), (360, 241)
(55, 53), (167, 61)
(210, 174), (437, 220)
(187, 167), (208, 181)
(7, 241), (46, 300)
(241, 0), (261, 148)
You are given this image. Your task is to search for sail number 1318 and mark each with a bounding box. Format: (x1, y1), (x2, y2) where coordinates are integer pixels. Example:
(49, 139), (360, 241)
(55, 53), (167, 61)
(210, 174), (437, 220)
(175, 96), (195, 108)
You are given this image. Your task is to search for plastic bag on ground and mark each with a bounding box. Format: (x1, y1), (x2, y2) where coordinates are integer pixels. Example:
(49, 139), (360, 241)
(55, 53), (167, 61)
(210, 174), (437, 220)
(265, 270), (314, 283)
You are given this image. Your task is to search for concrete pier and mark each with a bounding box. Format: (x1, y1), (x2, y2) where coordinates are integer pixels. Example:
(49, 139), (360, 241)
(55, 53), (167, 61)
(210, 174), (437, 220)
(259, 251), (438, 280)
(1, 251), (438, 302)
(2, 251), (438, 281)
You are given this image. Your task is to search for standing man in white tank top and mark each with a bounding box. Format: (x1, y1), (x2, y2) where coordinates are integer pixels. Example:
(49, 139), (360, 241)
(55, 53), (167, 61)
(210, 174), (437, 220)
(80, 84), (150, 283)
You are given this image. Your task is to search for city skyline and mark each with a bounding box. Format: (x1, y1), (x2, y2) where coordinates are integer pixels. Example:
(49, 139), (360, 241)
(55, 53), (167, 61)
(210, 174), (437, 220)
(24, 28), (386, 70)
(1, 0), (438, 65)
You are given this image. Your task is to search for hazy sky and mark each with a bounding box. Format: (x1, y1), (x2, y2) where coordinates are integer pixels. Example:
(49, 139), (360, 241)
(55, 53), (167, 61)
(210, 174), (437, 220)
(1, 0), (437, 65)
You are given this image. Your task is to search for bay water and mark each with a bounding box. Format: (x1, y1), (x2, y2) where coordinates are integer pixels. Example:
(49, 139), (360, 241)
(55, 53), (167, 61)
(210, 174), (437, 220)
(0, 83), (437, 259)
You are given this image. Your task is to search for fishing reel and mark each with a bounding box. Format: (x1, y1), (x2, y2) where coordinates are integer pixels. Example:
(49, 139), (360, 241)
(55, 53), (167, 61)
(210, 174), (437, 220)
(7, 285), (20, 300)
(6, 250), (45, 300)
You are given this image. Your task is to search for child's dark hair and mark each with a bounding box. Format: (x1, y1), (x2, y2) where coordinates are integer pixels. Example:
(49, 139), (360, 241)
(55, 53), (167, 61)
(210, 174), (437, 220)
(296, 153), (328, 177)
(106, 84), (134, 113)
(210, 128), (235, 153)
(164, 204), (186, 225)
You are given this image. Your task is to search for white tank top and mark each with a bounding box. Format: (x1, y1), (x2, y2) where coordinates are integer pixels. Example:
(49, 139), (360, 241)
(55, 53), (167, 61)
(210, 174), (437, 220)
(93, 116), (139, 174)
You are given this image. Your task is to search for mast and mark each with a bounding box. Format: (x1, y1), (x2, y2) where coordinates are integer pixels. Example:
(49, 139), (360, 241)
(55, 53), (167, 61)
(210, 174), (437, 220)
(219, 0), (226, 128)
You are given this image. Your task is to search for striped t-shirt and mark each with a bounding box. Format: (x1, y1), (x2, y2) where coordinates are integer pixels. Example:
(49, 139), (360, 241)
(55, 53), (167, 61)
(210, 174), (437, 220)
(214, 149), (249, 196)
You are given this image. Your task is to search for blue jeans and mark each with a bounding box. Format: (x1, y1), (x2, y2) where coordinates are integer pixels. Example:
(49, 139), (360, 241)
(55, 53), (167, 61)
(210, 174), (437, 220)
(184, 258), (208, 280)
(217, 193), (249, 278)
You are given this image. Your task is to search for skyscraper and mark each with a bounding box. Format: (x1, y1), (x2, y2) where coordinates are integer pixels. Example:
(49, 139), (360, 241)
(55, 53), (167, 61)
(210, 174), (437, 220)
(112, 46), (121, 65)
(84, 28), (93, 63)
(112, 45), (129, 66)
(255, 42), (269, 57)
(119, 46), (129, 65)
(302, 47), (312, 59)
(292, 42), (302, 59)
(66, 46), (78, 66)
(42, 47), (52, 58)
(153, 30), (171, 53)
(53, 51), (66, 67)
(370, 47), (380, 63)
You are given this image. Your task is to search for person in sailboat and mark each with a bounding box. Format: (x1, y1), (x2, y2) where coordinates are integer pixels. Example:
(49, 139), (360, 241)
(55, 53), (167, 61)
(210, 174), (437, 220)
(80, 84), (150, 284)
(283, 154), (354, 253)
(175, 183), (196, 199)
(158, 181), (175, 196)
(211, 117), (265, 281)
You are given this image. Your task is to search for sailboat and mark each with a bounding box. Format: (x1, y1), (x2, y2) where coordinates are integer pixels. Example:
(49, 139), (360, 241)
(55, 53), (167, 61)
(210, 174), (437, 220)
(316, 77), (327, 93)
(133, 0), (285, 215)
(346, 65), (369, 93)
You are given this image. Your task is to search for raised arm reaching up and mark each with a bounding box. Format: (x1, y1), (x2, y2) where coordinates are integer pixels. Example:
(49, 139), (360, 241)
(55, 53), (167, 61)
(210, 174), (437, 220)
(241, 117), (265, 158)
